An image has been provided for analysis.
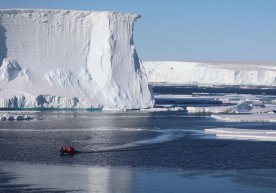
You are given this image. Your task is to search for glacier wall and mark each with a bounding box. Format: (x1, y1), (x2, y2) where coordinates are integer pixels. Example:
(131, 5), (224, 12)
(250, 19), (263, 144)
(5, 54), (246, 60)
(0, 9), (154, 109)
(144, 61), (276, 86)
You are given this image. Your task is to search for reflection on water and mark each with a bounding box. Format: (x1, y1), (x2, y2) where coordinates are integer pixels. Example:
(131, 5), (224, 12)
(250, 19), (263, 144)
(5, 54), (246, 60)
(1, 162), (276, 193)
(0, 162), (133, 192)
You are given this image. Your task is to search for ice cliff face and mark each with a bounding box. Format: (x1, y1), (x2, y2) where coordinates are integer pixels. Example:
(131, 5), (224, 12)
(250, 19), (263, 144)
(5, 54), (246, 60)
(0, 9), (154, 109)
(144, 61), (276, 86)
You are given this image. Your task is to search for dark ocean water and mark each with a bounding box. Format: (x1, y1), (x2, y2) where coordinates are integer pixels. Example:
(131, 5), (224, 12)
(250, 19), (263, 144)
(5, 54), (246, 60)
(1, 85), (276, 193)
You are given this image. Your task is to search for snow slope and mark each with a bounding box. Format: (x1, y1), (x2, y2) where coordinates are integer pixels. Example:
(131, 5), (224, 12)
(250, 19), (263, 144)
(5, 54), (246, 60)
(144, 61), (276, 86)
(0, 9), (154, 109)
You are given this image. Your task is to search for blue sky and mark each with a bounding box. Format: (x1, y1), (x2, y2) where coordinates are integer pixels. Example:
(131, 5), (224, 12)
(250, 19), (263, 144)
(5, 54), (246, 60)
(0, 0), (276, 62)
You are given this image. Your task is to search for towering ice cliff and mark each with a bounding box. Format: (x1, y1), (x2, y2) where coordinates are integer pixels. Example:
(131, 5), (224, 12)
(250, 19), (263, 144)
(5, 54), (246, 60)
(0, 9), (154, 109)
(144, 61), (276, 86)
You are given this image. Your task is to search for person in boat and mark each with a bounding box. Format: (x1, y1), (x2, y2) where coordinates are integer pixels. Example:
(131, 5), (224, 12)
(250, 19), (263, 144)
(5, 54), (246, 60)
(60, 146), (75, 155)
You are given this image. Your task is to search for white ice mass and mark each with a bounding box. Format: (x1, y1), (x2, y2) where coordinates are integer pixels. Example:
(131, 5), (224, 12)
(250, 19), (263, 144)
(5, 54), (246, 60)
(144, 61), (276, 86)
(0, 9), (154, 109)
(211, 114), (276, 122)
(205, 128), (276, 142)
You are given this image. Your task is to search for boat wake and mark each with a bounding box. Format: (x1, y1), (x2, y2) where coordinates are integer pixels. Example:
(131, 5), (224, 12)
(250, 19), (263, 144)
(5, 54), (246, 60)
(78, 129), (188, 153)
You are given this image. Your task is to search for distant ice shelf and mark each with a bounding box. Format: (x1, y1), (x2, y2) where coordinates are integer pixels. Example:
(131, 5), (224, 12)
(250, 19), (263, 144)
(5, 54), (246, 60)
(0, 9), (154, 110)
(144, 61), (276, 86)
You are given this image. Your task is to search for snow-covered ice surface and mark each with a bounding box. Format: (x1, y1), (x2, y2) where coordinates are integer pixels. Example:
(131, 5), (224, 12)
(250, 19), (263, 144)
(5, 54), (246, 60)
(211, 114), (276, 122)
(187, 101), (276, 114)
(205, 128), (276, 142)
(153, 85), (276, 141)
(139, 106), (185, 112)
(0, 9), (154, 110)
(144, 61), (276, 86)
(187, 101), (254, 114)
(155, 91), (276, 114)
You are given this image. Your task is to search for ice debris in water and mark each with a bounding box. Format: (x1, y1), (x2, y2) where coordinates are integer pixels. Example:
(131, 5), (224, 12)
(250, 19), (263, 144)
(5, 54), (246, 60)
(0, 114), (33, 121)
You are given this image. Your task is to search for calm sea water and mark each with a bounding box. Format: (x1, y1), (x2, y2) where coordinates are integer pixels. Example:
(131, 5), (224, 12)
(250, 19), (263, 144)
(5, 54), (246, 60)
(1, 85), (276, 192)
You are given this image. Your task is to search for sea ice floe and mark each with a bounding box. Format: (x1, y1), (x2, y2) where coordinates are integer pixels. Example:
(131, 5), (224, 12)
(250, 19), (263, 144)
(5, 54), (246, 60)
(205, 128), (276, 141)
(187, 101), (254, 114)
(211, 114), (276, 122)
(0, 114), (33, 121)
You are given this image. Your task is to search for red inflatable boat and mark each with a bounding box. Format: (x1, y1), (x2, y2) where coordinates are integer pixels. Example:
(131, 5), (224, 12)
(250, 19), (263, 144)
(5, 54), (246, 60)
(60, 146), (75, 155)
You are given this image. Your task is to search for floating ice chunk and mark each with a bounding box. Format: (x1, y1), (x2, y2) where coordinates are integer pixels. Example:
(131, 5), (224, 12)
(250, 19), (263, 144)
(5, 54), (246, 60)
(0, 114), (33, 121)
(0, 116), (6, 121)
(211, 114), (276, 122)
(205, 128), (276, 142)
(228, 102), (253, 113)
(187, 106), (230, 114)
(187, 101), (253, 114)
(187, 100), (276, 114)
(140, 107), (185, 112)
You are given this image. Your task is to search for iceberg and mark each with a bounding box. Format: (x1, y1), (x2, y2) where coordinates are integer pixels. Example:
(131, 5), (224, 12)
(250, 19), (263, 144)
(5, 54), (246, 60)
(144, 61), (276, 86)
(0, 9), (154, 109)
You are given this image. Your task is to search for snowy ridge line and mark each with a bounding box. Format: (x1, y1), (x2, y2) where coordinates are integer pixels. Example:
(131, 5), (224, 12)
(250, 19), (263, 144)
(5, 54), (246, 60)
(144, 61), (276, 86)
(0, 9), (154, 110)
(0, 9), (140, 16)
(205, 128), (276, 142)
